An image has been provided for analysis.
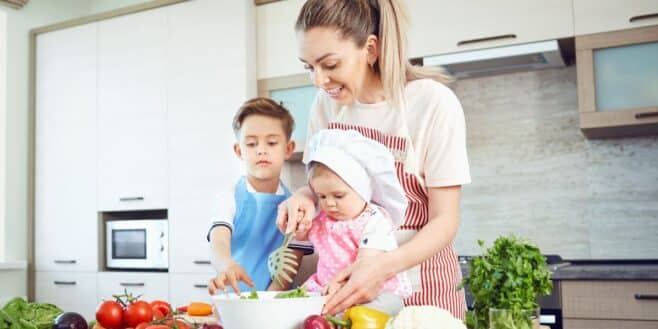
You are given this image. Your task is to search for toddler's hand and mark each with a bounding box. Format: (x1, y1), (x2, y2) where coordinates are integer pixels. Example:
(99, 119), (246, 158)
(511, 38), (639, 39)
(208, 262), (254, 296)
(276, 192), (315, 234)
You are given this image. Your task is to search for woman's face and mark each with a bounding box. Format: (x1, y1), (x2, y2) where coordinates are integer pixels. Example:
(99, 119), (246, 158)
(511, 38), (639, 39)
(298, 27), (374, 106)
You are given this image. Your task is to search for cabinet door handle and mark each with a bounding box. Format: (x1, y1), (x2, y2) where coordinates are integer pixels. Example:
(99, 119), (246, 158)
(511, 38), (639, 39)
(120, 282), (145, 287)
(457, 34), (516, 47)
(194, 284), (209, 289)
(119, 196), (145, 202)
(635, 111), (658, 119)
(54, 281), (77, 285)
(54, 260), (77, 264)
(629, 13), (658, 23)
(193, 260), (211, 265)
(635, 293), (658, 300)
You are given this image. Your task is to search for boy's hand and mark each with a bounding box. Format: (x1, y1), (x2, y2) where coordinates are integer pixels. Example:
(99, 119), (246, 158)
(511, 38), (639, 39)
(208, 263), (255, 296)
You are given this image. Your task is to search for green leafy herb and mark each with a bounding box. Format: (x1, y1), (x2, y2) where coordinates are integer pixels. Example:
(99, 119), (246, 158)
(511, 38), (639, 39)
(239, 290), (259, 299)
(458, 235), (552, 329)
(274, 287), (309, 299)
(0, 297), (63, 329)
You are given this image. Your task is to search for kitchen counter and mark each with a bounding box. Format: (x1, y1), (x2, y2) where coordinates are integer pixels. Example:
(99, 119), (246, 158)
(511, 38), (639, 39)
(551, 261), (658, 281)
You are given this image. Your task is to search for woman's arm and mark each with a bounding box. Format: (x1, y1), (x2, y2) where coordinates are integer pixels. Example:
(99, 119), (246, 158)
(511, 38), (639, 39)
(321, 185), (462, 315)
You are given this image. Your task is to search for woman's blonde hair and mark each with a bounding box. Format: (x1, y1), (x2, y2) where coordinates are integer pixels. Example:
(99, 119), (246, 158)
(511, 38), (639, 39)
(295, 0), (452, 109)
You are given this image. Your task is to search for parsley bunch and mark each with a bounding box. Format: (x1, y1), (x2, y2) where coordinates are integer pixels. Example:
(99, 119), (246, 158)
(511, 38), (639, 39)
(459, 235), (552, 329)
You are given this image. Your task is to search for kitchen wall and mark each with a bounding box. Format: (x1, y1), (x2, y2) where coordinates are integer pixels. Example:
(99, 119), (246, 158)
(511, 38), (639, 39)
(0, 0), (92, 262)
(284, 66), (658, 260)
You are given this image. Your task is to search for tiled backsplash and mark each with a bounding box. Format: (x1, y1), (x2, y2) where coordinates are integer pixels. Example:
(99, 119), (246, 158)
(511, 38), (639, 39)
(283, 67), (658, 259)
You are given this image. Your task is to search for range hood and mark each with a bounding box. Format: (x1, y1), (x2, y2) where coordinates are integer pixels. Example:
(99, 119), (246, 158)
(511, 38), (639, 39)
(423, 40), (565, 78)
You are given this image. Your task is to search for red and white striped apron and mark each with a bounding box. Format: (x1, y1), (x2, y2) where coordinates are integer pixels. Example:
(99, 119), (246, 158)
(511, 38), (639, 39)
(328, 121), (466, 320)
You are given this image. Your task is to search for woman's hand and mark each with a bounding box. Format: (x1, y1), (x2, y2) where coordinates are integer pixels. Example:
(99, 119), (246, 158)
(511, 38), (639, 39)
(208, 262), (254, 296)
(276, 187), (316, 240)
(321, 254), (394, 315)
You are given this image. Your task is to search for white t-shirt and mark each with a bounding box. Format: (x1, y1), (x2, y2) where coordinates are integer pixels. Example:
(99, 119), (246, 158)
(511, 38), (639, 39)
(304, 79), (471, 188)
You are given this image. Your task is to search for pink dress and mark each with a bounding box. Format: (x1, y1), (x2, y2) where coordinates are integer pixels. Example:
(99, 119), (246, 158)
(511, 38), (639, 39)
(303, 204), (411, 297)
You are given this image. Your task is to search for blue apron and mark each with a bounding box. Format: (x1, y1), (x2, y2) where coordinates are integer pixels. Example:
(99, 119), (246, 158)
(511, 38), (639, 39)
(231, 176), (290, 291)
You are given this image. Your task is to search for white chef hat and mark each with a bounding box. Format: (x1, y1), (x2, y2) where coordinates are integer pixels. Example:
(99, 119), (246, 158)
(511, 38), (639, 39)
(305, 129), (408, 228)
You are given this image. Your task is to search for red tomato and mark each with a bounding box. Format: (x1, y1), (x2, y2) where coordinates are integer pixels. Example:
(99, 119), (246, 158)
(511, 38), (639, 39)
(135, 323), (150, 329)
(152, 309), (165, 320)
(175, 306), (187, 314)
(95, 301), (123, 329)
(165, 319), (190, 329)
(150, 300), (171, 318)
(123, 301), (154, 327)
(145, 325), (169, 329)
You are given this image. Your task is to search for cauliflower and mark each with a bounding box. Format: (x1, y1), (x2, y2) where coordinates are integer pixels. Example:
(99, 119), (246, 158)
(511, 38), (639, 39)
(385, 306), (467, 329)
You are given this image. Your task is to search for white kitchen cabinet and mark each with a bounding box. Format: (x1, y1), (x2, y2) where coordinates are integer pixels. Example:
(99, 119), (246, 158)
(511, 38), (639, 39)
(407, 0), (574, 58)
(166, 0), (247, 274)
(97, 272), (169, 302)
(257, 0), (306, 79)
(35, 272), (97, 319)
(169, 274), (215, 309)
(574, 0), (658, 36)
(97, 9), (168, 211)
(34, 23), (98, 272)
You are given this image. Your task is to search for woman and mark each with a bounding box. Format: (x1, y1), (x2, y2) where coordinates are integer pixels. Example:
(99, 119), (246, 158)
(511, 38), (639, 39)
(276, 0), (471, 319)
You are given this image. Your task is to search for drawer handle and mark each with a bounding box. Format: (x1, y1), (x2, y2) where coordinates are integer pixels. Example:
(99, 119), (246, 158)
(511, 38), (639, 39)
(54, 260), (77, 264)
(120, 282), (145, 287)
(635, 293), (658, 300)
(119, 196), (145, 202)
(629, 13), (658, 23)
(193, 260), (211, 265)
(194, 284), (209, 289)
(457, 34), (516, 47)
(54, 281), (77, 285)
(635, 111), (658, 119)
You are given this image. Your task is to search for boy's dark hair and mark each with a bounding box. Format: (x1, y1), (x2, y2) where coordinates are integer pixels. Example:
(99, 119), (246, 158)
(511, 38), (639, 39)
(232, 97), (295, 140)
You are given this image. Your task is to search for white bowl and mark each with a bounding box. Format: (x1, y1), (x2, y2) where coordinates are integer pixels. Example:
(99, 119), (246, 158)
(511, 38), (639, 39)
(212, 291), (326, 329)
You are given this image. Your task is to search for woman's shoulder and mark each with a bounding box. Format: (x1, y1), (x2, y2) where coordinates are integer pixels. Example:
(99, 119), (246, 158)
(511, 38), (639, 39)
(405, 79), (463, 119)
(405, 78), (458, 103)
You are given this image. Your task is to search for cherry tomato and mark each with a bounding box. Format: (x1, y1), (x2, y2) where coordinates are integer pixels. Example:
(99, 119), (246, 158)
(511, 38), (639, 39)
(150, 300), (171, 319)
(176, 306), (187, 314)
(145, 325), (170, 329)
(135, 322), (150, 329)
(165, 319), (190, 329)
(123, 301), (154, 327)
(95, 301), (123, 329)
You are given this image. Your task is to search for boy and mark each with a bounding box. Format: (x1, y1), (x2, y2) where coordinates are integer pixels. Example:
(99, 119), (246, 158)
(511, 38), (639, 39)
(207, 97), (312, 295)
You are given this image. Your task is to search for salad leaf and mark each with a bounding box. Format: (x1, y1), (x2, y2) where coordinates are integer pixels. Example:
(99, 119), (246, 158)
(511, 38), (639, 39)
(274, 287), (309, 299)
(0, 298), (62, 329)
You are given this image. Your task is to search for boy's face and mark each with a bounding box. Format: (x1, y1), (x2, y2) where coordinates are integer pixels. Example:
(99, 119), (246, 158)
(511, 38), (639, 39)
(309, 167), (366, 220)
(234, 114), (295, 182)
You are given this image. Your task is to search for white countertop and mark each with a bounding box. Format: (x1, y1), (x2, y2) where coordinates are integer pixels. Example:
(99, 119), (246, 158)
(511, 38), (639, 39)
(0, 260), (27, 270)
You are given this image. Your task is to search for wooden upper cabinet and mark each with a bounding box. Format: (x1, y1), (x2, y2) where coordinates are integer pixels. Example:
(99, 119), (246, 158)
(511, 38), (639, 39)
(406, 0), (574, 58)
(576, 25), (658, 138)
(257, 0), (306, 79)
(574, 0), (658, 36)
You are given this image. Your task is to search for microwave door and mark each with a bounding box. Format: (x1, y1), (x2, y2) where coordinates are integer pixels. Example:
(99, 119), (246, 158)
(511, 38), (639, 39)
(107, 227), (148, 269)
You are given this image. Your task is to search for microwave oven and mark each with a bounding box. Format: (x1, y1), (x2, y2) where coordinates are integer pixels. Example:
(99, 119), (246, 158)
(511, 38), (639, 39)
(106, 219), (168, 270)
